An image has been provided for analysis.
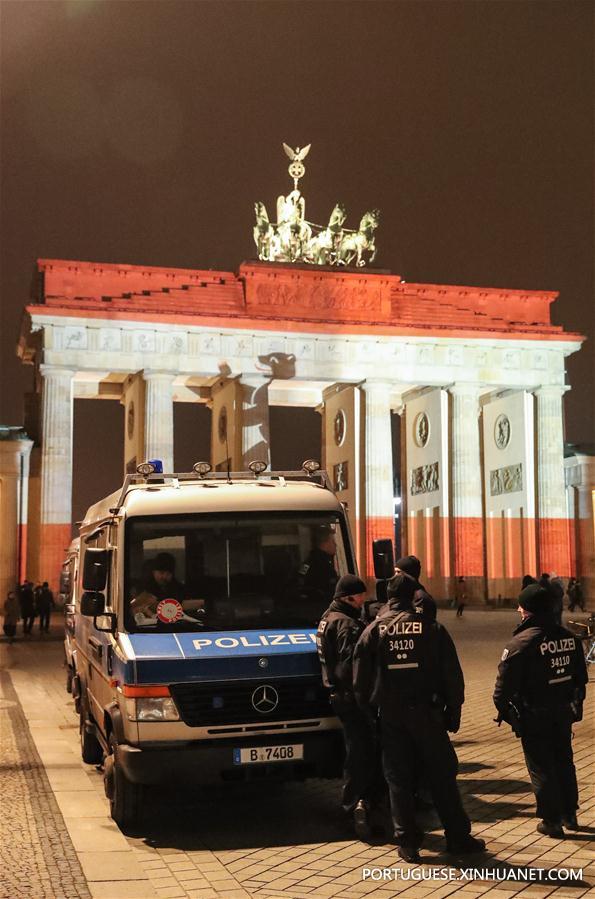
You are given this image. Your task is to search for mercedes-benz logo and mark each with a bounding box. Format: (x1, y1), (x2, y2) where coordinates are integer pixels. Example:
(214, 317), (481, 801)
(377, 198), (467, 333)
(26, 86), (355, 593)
(251, 684), (279, 714)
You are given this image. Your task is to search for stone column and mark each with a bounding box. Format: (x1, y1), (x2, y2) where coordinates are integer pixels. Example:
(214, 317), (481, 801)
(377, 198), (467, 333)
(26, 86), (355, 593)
(535, 386), (570, 576)
(144, 371), (175, 472)
(362, 381), (394, 579)
(449, 383), (485, 597)
(39, 366), (74, 592)
(241, 377), (271, 468)
(0, 431), (33, 599)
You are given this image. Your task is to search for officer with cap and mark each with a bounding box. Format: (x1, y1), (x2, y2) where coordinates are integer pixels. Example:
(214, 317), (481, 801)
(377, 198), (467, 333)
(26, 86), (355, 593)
(354, 572), (486, 862)
(316, 574), (378, 838)
(493, 583), (588, 837)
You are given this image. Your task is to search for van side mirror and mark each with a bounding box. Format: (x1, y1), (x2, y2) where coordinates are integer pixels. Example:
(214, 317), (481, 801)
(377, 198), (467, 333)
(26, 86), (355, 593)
(59, 572), (71, 594)
(82, 548), (109, 591)
(372, 539), (394, 580)
(80, 591), (105, 616)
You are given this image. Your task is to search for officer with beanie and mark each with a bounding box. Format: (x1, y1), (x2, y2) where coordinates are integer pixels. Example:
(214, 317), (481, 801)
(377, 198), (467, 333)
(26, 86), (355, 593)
(493, 583), (588, 837)
(362, 554), (437, 625)
(316, 574), (378, 838)
(395, 555), (437, 621)
(354, 572), (486, 862)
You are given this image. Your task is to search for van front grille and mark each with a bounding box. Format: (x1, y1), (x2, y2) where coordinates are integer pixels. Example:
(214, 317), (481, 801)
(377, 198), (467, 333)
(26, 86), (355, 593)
(169, 677), (332, 727)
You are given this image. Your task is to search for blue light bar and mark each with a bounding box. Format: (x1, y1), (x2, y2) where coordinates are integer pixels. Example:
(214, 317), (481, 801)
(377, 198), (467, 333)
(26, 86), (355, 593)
(148, 459), (163, 474)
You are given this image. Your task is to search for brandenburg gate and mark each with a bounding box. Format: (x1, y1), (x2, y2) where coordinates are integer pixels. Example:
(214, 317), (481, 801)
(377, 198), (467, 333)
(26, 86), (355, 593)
(12, 145), (589, 602)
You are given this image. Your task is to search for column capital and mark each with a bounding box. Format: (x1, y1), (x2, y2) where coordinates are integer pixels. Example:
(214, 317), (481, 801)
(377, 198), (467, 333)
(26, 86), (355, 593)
(142, 369), (175, 382)
(38, 364), (75, 380)
(533, 385), (570, 398)
(448, 382), (483, 398)
(361, 380), (395, 399)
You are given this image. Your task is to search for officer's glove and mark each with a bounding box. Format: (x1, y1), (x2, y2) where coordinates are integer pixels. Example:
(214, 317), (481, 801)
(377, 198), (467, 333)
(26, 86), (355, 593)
(570, 699), (583, 723)
(445, 706), (461, 733)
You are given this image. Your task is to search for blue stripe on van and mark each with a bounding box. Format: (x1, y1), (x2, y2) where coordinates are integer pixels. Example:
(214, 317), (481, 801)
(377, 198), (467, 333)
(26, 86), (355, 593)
(124, 629), (321, 685)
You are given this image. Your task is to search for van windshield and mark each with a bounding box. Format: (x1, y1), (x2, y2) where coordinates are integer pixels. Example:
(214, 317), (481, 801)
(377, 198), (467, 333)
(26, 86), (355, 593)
(124, 512), (352, 633)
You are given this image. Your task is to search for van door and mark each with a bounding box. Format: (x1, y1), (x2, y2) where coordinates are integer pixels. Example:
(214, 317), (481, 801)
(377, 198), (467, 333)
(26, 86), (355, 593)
(79, 527), (116, 735)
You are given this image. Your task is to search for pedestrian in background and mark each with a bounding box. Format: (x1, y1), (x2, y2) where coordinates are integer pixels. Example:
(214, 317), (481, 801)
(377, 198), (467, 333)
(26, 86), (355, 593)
(36, 581), (54, 633)
(3, 591), (20, 643)
(494, 584), (588, 837)
(19, 580), (35, 635)
(567, 578), (584, 613)
(354, 572), (485, 862)
(316, 574), (380, 839)
(455, 577), (467, 617)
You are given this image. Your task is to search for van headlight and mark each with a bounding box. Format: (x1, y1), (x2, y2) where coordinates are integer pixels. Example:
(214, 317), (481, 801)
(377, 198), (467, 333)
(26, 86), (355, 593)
(125, 697), (180, 722)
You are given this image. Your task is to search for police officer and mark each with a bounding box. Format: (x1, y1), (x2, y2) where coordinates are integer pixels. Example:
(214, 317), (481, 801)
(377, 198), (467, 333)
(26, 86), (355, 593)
(493, 583), (588, 837)
(302, 526), (339, 603)
(394, 555), (437, 622)
(316, 574), (378, 838)
(539, 573), (564, 626)
(362, 554), (437, 625)
(354, 573), (485, 862)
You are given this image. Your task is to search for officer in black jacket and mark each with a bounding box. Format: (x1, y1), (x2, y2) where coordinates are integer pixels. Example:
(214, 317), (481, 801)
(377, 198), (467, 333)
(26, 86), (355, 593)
(354, 573), (485, 862)
(493, 583), (588, 838)
(395, 555), (438, 622)
(316, 574), (377, 837)
(362, 554), (437, 625)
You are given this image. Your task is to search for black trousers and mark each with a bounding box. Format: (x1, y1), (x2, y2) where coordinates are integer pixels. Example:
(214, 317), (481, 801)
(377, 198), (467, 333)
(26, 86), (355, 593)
(521, 707), (578, 822)
(380, 705), (470, 848)
(22, 614), (35, 634)
(331, 694), (379, 814)
(38, 609), (51, 631)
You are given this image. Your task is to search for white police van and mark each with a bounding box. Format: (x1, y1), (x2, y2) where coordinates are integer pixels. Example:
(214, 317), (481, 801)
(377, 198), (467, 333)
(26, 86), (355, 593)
(73, 460), (355, 826)
(59, 538), (80, 696)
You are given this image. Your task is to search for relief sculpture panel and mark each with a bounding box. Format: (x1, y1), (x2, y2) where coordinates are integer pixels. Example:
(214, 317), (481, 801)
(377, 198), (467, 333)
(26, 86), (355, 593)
(490, 463), (523, 496)
(410, 461), (439, 496)
(245, 273), (391, 322)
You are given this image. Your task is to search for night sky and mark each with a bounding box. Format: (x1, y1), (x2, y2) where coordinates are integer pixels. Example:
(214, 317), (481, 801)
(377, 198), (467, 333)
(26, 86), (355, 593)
(1, 1), (593, 521)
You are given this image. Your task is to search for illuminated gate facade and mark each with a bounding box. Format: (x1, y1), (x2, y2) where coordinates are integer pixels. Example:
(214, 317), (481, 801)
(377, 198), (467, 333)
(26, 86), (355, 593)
(17, 257), (585, 600)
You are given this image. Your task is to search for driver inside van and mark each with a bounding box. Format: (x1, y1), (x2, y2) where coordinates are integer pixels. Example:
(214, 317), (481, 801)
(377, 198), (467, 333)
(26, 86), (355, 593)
(130, 552), (204, 624)
(300, 525), (339, 604)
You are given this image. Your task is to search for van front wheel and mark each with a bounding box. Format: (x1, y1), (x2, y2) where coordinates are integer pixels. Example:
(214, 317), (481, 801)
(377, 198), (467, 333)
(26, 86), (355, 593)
(80, 706), (103, 765)
(105, 739), (143, 828)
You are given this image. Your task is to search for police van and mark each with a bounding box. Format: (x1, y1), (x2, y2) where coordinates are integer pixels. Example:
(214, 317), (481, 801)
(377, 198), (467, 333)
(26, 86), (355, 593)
(72, 460), (354, 826)
(59, 537), (80, 696)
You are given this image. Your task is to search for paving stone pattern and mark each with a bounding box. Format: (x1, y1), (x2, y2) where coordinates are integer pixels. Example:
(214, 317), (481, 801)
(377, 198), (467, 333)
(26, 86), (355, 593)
(0, 668), (92, 899)
(1, 611), (593, 899)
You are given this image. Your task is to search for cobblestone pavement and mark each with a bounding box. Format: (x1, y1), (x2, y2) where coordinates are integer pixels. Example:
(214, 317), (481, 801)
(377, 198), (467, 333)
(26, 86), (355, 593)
(0, 667), (91, 899)
(1, 611), (593, 899)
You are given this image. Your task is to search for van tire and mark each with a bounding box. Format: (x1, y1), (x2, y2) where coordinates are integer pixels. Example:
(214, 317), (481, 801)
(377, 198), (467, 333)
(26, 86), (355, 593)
(80, 706), (103, 765)
(106, 739), (143, 828)
(66, 666), (73, 694)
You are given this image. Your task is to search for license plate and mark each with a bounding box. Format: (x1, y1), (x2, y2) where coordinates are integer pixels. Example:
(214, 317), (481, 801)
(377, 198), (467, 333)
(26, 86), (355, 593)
(233, 744), (304, 765)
